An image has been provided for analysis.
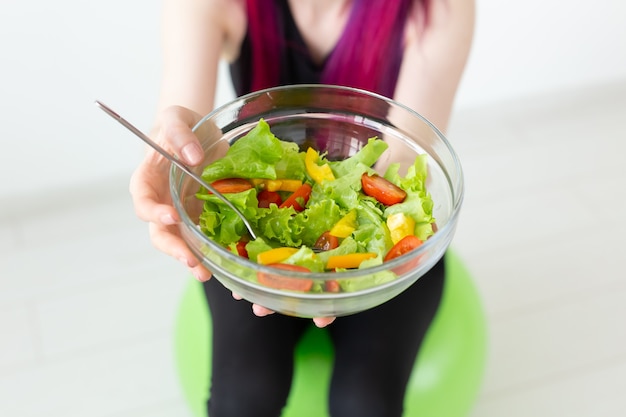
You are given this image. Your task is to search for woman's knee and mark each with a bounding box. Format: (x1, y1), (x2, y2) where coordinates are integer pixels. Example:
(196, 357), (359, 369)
(207, 373), (291, 417)
(329, 386), (404, 417)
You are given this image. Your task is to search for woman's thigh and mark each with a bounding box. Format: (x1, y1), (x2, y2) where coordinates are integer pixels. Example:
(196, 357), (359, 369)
(327, 256), (446, 417)
(202, 278), (310, 417)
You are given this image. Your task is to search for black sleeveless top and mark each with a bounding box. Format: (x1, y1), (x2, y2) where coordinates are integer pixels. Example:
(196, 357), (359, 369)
(229, 1), (324, 96)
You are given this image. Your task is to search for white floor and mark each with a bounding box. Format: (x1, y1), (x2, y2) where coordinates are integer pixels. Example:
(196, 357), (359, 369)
(1, 79), (625, 417)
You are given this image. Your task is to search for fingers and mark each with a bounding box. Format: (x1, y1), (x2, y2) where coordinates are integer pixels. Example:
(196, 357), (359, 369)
(188, 264), (212, 283)
(129, 105), (203, 225)
(252, 304), (276, 317)
(162, 122), (204, 166)
(129, 156), (179, 224)
(159, 106), (204, 166)
(248, 300), (335, 327)
(128, 104), (209, 280)
(313, 317), (336, 328)
(126, 105), (213, 287)
(148, 222), (212, 282)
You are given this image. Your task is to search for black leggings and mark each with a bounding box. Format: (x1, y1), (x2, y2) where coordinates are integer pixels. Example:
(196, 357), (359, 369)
(202, 255), (445, 417)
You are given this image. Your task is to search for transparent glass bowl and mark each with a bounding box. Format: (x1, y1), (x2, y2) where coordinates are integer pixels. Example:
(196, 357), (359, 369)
(170, 85), (463, 318)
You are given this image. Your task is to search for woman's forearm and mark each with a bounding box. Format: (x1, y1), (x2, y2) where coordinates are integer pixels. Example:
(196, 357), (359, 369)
(157, 0), (232, 117)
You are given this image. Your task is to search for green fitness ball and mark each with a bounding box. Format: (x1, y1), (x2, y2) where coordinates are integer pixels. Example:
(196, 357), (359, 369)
(174, 252), (488, 417)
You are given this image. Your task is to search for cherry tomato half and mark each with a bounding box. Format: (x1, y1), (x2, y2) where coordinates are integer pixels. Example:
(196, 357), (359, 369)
(257, 263), (314, 292)
(257, 190), (282, 208)
(210, 178), (253, 194)
(361, 173), (407, 206)
(313, 231), (339, 252)
(279, 183), (312, 211)
(235, 239), (249, 258)
(324, 279), (341, 293)
(384, 235), (423, 262)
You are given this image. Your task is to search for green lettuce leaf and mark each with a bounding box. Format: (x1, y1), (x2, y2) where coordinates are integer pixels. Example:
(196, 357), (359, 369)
(292, 199), (344, 247)
(274, 141), (307, 181)
(353, 199), (393, 255)
(200, 119), (284, 183)
(197, 189), (259, 245)
(309, 137), (389, 211)
(329, 137), (388, 177)
(256, 205), (303, 247)
(282, 247), (325, 273)
(245, 237), (274, 262)
(310, 164), (368, 210)
(384, 154), (435, 241)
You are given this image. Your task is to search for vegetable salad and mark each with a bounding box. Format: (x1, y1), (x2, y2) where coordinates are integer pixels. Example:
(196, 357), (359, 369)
(196, 119), (435, 292)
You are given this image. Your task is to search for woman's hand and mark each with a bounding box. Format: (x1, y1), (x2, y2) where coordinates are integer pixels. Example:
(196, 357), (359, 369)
(253, 304), (336, 328)
(231, 293), (336, 328)
(131, 105), (335, 327)
(129, 105), (213, 282)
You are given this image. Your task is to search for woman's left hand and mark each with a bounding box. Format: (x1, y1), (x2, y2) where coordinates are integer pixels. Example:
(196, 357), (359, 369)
(232, 293), (336, 327)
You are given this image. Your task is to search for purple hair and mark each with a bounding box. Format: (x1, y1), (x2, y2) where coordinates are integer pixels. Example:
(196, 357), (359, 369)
(245, 0), (427, 98)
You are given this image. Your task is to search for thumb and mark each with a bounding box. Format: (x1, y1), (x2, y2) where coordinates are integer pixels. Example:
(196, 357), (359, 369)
(159, 106), (205, 166)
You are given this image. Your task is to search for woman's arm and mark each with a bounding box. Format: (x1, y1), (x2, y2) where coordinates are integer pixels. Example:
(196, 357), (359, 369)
(157, 0), (244, 115)
(129, 0), (244, 282)
(130, 0), (335, 326)
(393, 0), (476, 133)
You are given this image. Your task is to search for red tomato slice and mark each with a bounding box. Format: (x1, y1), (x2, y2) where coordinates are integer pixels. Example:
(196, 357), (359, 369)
(210, 178), (253, 194)
(235, 239), (249, 258)
(279, 183), (312, 211)
(324, 279), (341, 293)
(361, 173), (407, 206)
(257, 190), (282, 208)
(257, 263), (314, 291)
(313, 231), (339, 251)
(384, 235), (423, 262)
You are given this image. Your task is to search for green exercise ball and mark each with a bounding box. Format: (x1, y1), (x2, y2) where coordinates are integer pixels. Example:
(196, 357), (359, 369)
(174, 252), (488, 417)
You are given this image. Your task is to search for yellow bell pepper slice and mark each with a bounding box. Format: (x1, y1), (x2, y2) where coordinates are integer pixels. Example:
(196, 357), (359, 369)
(329, 210), (357, 238)
(250, 179), (303, 192)
(386, 212), (416, 244)
(305, 148), (335, 184)
(269, 179), (302, 192)
(257, 247), (299, 265)
(326, 253), (377, 270)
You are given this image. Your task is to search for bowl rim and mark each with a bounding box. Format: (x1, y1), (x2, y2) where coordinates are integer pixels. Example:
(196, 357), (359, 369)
(170, 84), (464, 282)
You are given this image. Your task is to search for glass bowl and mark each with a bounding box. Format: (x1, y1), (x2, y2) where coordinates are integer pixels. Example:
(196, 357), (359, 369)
(170, 84), (463, 318)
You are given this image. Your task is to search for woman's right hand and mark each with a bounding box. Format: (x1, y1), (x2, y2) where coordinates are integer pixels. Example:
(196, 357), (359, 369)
(129, 105), (213, 282)
(130, 105), (336, 328)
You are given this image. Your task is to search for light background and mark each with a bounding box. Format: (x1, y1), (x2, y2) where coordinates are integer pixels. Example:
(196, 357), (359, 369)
(0, 0), (624, 201)
(1, 1), (626, 416)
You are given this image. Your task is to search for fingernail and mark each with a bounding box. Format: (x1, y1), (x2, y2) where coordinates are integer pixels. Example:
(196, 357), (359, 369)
(191, 267), (210, 282)
(252, 304), (273, 317)
(314, 317), (336, 328)
(181, 143), (203, 165)
(161, 213), (177, 225)
(252, 304), (265, 316)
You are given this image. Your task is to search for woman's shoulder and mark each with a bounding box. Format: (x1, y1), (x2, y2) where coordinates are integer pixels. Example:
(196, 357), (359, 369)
(393, 0), (475, 130)
(206, 0), (247, 61)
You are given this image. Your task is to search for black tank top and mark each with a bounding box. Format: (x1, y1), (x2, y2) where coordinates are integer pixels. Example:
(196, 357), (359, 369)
(229, 1), (324, 96)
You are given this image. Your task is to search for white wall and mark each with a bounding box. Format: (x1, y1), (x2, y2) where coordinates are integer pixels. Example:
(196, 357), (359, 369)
(457, 0), (626, 108)
(1, 0), (625, 203)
